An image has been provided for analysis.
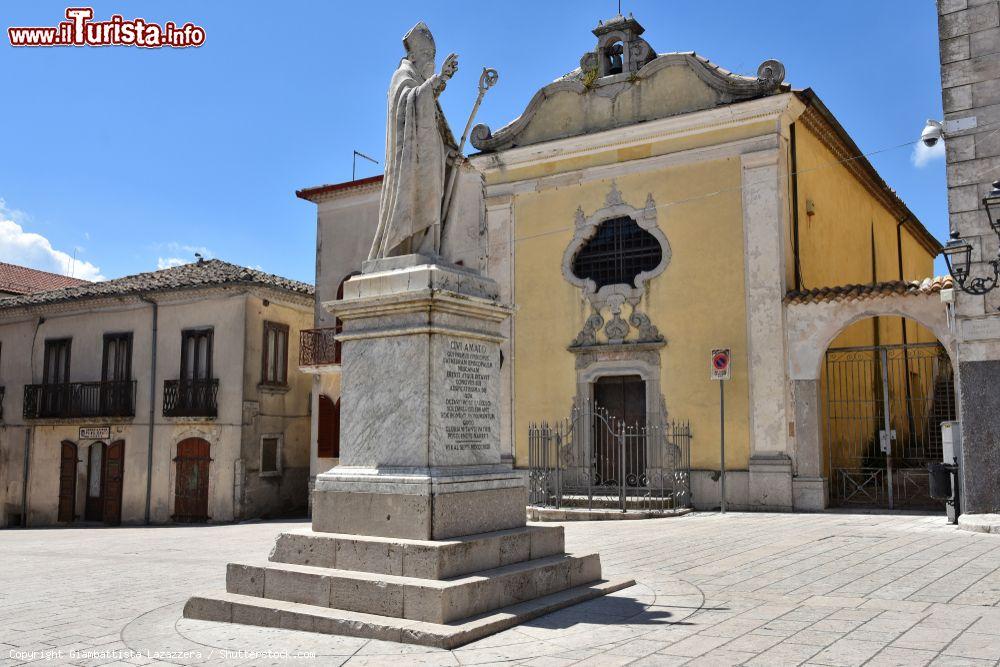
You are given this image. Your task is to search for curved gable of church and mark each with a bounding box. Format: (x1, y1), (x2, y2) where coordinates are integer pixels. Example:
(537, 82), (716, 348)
(471, 15), (787, 153)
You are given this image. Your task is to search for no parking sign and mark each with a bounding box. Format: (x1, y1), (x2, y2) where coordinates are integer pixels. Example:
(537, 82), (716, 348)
(711, 348), (731, 381)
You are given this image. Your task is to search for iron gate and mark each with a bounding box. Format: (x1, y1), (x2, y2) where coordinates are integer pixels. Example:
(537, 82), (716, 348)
(528, 402), (691, 513)
(824, 342), (956, 509)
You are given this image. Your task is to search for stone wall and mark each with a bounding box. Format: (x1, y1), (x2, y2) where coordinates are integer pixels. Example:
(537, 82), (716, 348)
(938, 0), (1000, 513)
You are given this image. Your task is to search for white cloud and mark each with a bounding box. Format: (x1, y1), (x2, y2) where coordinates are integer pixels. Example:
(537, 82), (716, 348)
(912, 139), (945, 168)
(0, 202), (104, 281)
(157, 257), (188, 269)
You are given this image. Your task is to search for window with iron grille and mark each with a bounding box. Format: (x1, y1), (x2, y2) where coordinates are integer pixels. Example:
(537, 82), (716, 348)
(571, 216), (663, 289)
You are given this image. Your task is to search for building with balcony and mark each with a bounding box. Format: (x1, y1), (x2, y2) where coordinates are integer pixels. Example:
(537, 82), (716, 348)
(0, 259), (314, 527)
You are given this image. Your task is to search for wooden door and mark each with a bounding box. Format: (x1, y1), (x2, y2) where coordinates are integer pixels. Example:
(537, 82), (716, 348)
(593, 375), (647, 486)
(174, 438), (210, 522)
(102, 440), (124, 525)
(85, 442), (105, 521)
(57, 441), (77, 523)
(317, 395), (340, 459)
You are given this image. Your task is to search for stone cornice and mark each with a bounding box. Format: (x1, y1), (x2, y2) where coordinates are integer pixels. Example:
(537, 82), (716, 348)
(470, 53), (787, 153)
(469, 93), (791, 175)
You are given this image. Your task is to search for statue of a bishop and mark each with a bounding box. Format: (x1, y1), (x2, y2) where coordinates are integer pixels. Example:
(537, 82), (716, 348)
(368, 22), (459, 260)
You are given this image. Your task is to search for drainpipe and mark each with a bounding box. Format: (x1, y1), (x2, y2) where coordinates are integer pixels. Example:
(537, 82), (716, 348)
(140, 296), (158, 524)
(22, 316), (44, 527)
(790, 122), (802, 292)
(20, 429), (31, 527)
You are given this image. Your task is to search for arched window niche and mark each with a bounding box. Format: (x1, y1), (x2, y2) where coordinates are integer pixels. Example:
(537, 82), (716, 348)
(563, 182), (671, 348)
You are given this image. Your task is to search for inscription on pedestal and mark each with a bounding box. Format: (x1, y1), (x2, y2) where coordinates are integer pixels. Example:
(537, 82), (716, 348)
(440, 339), (497, 453)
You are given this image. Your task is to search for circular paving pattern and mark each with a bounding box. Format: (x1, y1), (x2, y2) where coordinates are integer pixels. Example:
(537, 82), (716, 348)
(121, 577), (707, 664)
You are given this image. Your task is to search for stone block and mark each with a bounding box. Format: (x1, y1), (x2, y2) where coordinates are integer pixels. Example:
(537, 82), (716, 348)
(331, 576), (404, 617)
(402, 583), (446, 623)
(231, 601), (282, 628)
(971, 26), (1000, 57)
(264, 566), (331, 607)
(226, 563), (264, 597)
(939, 0), (968, 15)
(949, 183), (982, 214)
(183, 596), (232, 622)
(335, 537), (403, 575)
(946, 133), (977, 163)
(269, 531), (336, 568)
(432, 538), (498, 579)
(792, 477), (828, 511)
(958, 360), (1000, 513)
(279, 610), (316, 632)
(430, 486), (527, 539)
(568, 554), (602, 587)
(973, 80), (1000, 109)
(939, 3), (999, 39)
(948, 156), (1000, 187)
(942, 35), (971, 63)
(944, 84), (974, 112)
(312, 489), (431, 540)
(498, 530), (530, 566)
(749, 454), (794, 510)
(528, 525), (565, 560)
(450, 577), (503, 621)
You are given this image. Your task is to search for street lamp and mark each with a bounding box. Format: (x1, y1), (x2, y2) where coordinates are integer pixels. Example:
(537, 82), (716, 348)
(943, 180), (1000, 295)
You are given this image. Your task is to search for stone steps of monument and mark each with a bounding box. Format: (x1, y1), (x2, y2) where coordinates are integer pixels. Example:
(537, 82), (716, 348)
(268, 524), (565, 579)
(225, 552), (602, 624)
(184, 576), (635, 649)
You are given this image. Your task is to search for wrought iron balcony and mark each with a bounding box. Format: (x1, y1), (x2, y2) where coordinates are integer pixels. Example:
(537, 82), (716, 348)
(23, 381), (136, 419)
(163, 379), (218, 418)
(299, 327), (340, 368)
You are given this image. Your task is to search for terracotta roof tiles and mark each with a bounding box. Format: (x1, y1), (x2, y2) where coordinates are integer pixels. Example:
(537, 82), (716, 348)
(785, 276), (953, 305)
(0, 259), (313, 309)
(0, 262), (90, 295)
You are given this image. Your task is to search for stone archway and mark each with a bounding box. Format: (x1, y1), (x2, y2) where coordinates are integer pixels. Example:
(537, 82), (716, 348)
(784, 283), (955, 510)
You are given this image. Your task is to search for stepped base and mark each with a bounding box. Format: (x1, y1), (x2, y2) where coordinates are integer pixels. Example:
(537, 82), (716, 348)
(183, 522), (631, 646)
(184, 577), (634, 649)
(269, 525), (566, 579)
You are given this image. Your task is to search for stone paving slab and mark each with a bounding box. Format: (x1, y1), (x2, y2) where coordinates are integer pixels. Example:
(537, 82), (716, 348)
(2, 513), (1000, 665)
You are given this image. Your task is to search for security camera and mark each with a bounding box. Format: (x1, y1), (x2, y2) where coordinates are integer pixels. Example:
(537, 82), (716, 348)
(921, 119), (944, 148)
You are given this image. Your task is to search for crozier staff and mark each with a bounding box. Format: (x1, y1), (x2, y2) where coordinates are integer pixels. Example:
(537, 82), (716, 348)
(368, 22), (459, 260)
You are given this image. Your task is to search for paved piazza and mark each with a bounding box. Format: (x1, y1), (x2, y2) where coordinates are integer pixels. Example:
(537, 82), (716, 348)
(3, 512), (1000, 666)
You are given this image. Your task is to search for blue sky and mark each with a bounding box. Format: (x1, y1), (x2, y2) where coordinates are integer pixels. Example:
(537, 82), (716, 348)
(1, 1), (947, 283)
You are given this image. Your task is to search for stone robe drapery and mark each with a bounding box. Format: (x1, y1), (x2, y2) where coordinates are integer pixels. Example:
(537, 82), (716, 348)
(370, 59), (457, 259)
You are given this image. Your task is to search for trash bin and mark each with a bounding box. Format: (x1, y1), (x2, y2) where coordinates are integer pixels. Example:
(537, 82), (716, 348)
(928, 462), (953, 500)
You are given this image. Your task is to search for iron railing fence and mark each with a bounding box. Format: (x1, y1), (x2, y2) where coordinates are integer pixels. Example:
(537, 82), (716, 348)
(23, 381), (136, 419)
(825, 342), (955, 509)
(163, 379), (218, 418)
(299, 327), (340, 367)
(528, 402), (691, 513)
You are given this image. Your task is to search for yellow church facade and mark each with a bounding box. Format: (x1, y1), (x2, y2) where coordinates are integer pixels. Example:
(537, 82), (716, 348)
(301, 14), (951, 513)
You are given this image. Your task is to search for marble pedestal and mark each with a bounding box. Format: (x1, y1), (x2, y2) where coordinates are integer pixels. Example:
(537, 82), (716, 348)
(185, 257), (631, 647)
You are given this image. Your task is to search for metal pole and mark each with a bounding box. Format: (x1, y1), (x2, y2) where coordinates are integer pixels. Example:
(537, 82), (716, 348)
(880, 347), (894, 509)
(720, 380), (726, 514)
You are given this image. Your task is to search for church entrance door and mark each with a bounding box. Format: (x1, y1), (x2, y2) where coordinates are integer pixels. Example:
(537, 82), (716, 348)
(592, 375), (646, 489)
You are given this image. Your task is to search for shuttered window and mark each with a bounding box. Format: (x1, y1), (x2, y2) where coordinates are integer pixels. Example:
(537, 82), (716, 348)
(262, 321), (289, 386)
